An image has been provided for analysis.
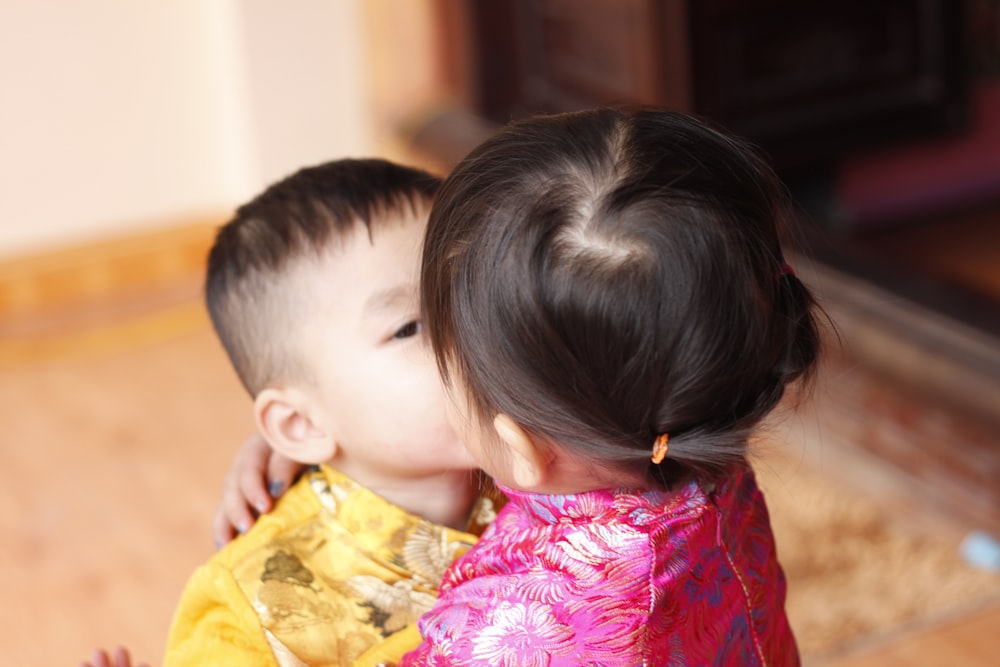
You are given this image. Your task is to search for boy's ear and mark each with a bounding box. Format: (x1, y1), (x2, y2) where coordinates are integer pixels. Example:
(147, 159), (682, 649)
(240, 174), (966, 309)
(493, 413), (550, 489)
(254, 387), (335, 465)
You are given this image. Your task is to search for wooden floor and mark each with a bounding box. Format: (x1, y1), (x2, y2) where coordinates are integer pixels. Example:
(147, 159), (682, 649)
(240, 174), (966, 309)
(793, 202), (1000, 664)
(818, 605), (1000, 666)
(1, 312), (250, 665)
(2, 223), (1000, 666)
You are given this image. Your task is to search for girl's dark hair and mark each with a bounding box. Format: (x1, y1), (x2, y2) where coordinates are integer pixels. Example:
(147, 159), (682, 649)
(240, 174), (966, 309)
(422, 108), (821, 488)
(207, 158), (441, 395)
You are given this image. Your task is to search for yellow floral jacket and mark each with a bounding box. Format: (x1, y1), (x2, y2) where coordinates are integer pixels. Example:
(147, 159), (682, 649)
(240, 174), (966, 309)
(163, 465), (497, 667)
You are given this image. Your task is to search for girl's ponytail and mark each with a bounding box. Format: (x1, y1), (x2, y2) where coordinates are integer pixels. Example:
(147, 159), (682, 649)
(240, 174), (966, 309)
(775, 263), (822, 390)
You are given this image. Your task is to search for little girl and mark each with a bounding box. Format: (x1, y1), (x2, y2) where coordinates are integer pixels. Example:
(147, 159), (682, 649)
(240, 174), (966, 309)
(400, 107), (821, 666)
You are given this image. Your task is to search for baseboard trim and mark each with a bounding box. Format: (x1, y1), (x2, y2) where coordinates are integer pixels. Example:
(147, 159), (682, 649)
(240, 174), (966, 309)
(0, 301), (210, 366)
(0, 220), (223, 363)
(0, 219), (222, 318)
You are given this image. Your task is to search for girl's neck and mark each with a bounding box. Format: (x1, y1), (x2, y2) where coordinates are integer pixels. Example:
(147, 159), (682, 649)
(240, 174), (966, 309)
(515, 450), (648, 496)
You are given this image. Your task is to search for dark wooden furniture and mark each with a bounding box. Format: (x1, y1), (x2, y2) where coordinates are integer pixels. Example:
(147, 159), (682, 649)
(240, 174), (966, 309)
(465, 0), (966, 171)
(414, 0), (1000, 534)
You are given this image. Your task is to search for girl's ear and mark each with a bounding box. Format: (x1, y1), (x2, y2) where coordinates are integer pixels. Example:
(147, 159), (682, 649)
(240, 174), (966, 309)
(254, 387), (336, 465)
(492, 413), (550, 489)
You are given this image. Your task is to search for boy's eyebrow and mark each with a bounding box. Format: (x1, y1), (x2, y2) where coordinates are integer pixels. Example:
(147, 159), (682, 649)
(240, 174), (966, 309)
(364, 285), (414, 314)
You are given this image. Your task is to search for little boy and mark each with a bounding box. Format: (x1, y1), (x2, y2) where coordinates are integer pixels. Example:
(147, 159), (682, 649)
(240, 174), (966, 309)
(163, 159), (496, 667)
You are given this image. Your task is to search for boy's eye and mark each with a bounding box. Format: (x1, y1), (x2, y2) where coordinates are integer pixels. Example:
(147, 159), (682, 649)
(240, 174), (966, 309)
(392, 320), (421, 340)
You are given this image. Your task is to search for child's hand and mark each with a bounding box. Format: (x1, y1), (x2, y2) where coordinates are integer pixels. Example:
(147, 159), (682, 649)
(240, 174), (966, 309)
(212, 431), (305, 548)
(79, 646), (149, 667)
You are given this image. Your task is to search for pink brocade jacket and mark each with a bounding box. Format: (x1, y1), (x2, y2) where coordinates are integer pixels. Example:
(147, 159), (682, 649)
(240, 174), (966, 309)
(399, 469), (799, 667)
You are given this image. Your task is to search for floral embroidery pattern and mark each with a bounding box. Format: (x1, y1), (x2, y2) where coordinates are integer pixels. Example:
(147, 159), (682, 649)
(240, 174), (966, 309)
(235, 466), (481, 666)
(402, 471), (799, 666)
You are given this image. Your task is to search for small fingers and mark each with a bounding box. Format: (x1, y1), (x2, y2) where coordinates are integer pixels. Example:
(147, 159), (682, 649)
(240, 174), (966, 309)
(212, 503), (240, 549)
(235, 431), (276, 515)
(215, 473), (258, 545)
(237, 459), (273, 517)
(112, 646), (136, 667)
(210, 431), (309, 549)
(212, 431), (271, 548)
(84, 648), (112, 667)
(266, 452), (305, 501)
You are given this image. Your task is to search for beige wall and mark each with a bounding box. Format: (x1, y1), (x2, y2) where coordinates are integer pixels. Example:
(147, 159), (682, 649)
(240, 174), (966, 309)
(0, 0), (374, 260)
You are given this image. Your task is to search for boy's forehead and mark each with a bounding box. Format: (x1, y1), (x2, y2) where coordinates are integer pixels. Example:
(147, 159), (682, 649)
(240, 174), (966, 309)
(305, 217), (423, 301)
(327, 204), (431, 249)
(364, 283), (418, 313)
(285, 252), (418, 340)
(370, 201), (432, 230)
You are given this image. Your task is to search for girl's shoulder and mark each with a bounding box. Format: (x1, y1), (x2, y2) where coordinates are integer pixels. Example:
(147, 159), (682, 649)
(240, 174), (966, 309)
(486, 468), (767, 551)
(495, 477), (713, 531)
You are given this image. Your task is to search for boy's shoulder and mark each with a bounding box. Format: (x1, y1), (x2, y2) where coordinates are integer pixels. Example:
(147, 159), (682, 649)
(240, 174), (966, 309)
(179, 464), (485, 666)
(219, 464), (490, 591)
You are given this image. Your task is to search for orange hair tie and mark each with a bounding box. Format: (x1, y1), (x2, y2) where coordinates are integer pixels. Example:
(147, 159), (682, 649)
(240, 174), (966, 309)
(651, 433), (670, 464)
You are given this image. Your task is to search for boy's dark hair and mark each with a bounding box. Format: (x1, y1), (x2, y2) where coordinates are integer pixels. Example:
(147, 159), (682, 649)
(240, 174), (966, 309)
(422, 108), (821, 488)
(207, 158), (440, 396)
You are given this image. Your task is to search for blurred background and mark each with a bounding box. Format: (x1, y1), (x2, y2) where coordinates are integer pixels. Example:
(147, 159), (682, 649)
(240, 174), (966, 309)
(2, 1), (999, 665)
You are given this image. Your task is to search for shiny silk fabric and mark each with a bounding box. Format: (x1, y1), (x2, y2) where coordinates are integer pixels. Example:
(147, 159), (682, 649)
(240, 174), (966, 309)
(400, 469), (798, 666)
(163, 465), (495, 667)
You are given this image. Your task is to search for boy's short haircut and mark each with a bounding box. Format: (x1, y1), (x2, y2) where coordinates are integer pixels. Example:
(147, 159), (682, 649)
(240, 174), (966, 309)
(206, 158), (441, 396)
